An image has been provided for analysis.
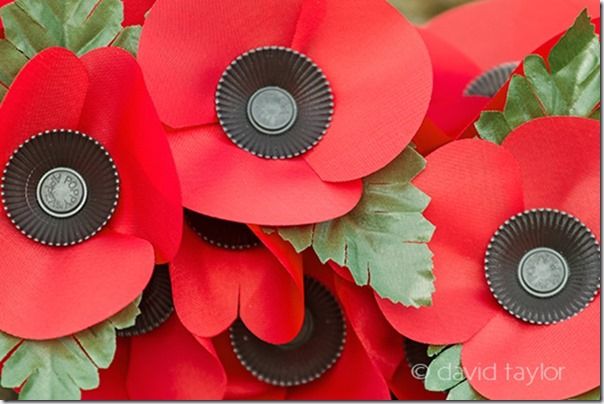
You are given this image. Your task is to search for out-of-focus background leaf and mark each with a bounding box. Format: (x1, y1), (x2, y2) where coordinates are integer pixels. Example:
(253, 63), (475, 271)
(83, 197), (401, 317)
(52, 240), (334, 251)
(390, 0), (476, 24)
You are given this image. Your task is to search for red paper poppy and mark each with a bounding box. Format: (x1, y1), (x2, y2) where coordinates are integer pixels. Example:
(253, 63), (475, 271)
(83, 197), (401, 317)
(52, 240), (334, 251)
(170, 214), (305, 345)
(122, 0), (155, 26)
(82, 315), (227, 400)
(137, 0), (432, 226)
(416, 0), (598, 141)
(0, 47), (182, 340)
(377, 117), (600, 400)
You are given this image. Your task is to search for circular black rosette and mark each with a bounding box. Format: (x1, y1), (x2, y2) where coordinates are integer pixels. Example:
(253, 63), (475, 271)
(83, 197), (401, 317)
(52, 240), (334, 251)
(230, 276), (346, 386)
(117, 264), (174, 337)
(404, 339), (431, 380)
(485, 209), (600, 324)
(1, 129), (119, 246)
(216, 46), (334, 159)
(464, 61), (519, 97)
(185, 209), (260, 250)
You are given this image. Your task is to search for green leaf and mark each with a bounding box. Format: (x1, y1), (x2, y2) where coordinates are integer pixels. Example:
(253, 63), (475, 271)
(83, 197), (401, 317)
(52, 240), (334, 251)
(475, 10), (600, 144)
(0, 0), (142, 102)
(276, 147), (435, 306)
(447, 380), (485, 400)
(427, 344), (446, 357)
(571, 388), (601, 400)
(424, 345), (465, 392)
(0, 299), (140, 400)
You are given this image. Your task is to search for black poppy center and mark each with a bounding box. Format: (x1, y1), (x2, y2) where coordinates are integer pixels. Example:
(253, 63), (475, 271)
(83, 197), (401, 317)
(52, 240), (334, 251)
(230, 276), (346, 387)
(485, 209), (600, 324)
(1, 129), (119, 246)
(117, 264), (174, 337)
(185, 209), (260, 250)
(216, 46), (333, 159)
(464, 61), (519, 97)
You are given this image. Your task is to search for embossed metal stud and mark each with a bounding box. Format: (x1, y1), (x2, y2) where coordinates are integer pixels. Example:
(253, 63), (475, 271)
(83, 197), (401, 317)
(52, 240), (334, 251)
(185, 209), (260, 250)
(117, 264), (174, 337)
(230, 276), (346, 386)
(464, 61), (519, 97)
(485, 209), (600, 324)
(2, 129), (119, 246)
(216, 46), (334, 159)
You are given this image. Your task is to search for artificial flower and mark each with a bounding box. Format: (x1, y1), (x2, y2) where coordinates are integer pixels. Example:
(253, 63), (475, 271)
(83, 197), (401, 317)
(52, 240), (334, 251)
(0, 47), (181, 340)
(122, 0), (155, 26)
(378, 116), (600, 400)
(137, 0), (432, 226)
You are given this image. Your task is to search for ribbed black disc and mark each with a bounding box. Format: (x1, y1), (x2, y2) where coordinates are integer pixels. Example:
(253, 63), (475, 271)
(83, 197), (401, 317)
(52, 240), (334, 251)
(216, 46), (334, 159)
(185, 209), (260, 250)
(1, 129), (119, 246)
(464, 61), (519, 97)
(117, 264), (174, 337)
(230, 276), (346, 386)
(404, 339), (431, 380)
(485, 209), (600, 324)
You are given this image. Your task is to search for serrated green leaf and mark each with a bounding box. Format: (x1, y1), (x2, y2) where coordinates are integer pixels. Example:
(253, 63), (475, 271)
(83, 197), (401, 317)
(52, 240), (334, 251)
(447, 380), (484, 400)
(589, 108), (600, 120)
(571, 388), (601, 400)
(476, 10), (600, 143)
(112, 25), (141, 56)
(425, 345), (465, 392)
(276, 147), (435, 306)
(0, 0), (141, 102)
(0, 298), (140, 400)
(427, 344), (446, 357)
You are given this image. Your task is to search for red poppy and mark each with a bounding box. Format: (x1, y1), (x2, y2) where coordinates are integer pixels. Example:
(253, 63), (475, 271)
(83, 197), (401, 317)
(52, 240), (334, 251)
(377, 117), (600, 400)
(417, 0), (599, 141)
(122, 0), (155, 26)
(82, 315), (227, 400)
(0, 47), (182, 340)
(170, 213), (305, 345)
(205, 251), (406, 399)
(137, 0), (432, 226)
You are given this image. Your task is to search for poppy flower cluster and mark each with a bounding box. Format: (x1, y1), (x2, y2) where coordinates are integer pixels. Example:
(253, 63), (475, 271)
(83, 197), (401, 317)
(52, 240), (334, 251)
(0, 0), (599, 401)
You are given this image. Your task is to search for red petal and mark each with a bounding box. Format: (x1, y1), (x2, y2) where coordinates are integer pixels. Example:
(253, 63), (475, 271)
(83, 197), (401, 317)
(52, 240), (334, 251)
(79, 47), (183, 262)
(82, 338), (131, 400)
(300, 0), (432, 182)
(122, 0), (155, 26)
(389, 361), (446, 400)
(138, 0), (303, 128)
(426, 0), (599, 71)
(287, 325), (390, 400)
(0, 48), (88, 163)
(502, 117), (600, 238)
(169, 125), (362, 225)
(462, 300), (600, 400)
(127, 316), (227, 400)
(171, 226), (304, 344)
(0, 225), (154, 339)
(377, 139), (524, 344)
(334, 275), (403, 381)
(419, 30), (489, 139)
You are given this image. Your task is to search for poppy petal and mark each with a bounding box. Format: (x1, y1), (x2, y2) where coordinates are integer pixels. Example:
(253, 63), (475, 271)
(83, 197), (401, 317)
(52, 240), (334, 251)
(169, 124), (362, 225)
(334, 275), (403, 381)
(0, 48), (88, 163)
(426, 0), (599, 71)
(502, 117), (600, 238)
(127, 315), (227, 400)
(81, 338), (131, 400)
(79, 47), (183, 263)
(138, 0), (303, 128)
(299, 0), (432, 182)
(171, 226), (304, 344)
(0, 223), (154, 339)
(122, 0), (155, 26)
(462, 299), (600, 400)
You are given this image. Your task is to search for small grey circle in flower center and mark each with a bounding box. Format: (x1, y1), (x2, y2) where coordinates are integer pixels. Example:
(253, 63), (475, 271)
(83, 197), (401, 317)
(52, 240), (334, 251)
(36, 167), (87, 218)
(518, 247), (569, 298)
(247, 86), (298, 135)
